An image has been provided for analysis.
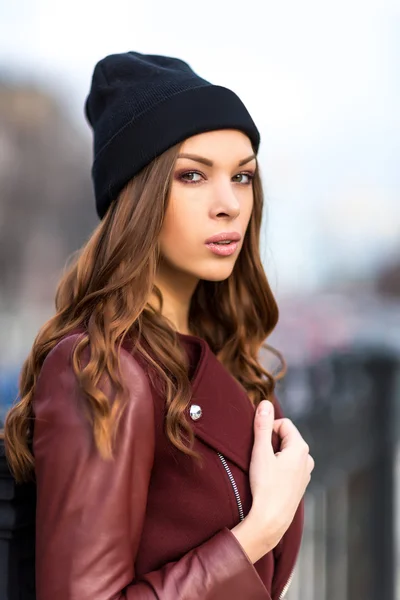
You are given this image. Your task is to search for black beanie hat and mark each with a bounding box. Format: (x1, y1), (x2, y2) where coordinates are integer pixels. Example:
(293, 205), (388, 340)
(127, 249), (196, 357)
(85, 51), (261, 219)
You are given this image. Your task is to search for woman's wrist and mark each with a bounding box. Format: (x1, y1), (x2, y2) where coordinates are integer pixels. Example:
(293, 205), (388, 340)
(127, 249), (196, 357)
(230, 512), (275, 564)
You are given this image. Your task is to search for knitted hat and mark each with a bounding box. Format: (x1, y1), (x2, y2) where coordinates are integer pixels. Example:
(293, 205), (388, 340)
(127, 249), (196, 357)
(85, 51), (260, 219)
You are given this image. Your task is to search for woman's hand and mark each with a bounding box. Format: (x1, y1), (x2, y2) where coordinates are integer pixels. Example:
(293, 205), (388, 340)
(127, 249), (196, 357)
(231, 400), (314, 564)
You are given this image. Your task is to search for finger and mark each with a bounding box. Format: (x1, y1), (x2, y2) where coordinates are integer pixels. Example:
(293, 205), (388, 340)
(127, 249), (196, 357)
(253, 400), (275, 459)
(255, 400), (275, 430)
(308, 455), (315, 473)
(273, 418), (304, 450)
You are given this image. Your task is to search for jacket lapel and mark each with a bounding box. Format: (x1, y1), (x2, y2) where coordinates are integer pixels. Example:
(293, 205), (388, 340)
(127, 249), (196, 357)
(180, 335), (256, 474)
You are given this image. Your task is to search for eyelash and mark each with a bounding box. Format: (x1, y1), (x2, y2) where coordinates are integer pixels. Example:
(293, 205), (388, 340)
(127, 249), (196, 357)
(177, 170), (255, 185)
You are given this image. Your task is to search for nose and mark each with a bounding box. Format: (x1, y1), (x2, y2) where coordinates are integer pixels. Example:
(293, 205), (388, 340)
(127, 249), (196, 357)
(209, 180), (240, 221)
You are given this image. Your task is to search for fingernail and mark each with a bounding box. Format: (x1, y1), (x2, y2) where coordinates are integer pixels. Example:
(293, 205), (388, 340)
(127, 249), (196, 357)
(258, 401), (271, 416)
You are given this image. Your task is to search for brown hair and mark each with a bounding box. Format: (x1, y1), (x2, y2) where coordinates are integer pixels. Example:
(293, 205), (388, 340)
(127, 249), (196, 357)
(4, 141), (285, 483)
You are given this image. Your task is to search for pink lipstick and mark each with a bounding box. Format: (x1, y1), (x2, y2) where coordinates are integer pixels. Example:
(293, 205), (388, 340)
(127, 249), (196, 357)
(205, 232), (241, 257)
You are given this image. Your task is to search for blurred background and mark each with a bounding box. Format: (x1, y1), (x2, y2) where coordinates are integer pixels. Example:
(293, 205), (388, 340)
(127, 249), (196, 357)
(0, 0), (399, 598)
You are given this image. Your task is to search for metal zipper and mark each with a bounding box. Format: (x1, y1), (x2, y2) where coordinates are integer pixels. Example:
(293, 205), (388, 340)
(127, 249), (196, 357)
(217, 452), (245, 522)
(279, 568), (294, 599)
(218, 452), (294, 600)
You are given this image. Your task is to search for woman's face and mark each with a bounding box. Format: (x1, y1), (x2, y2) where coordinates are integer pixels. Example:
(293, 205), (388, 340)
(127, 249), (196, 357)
(158, 129), (256, 283)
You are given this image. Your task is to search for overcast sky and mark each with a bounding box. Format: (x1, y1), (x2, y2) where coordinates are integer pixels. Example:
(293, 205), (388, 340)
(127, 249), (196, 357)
(1, 0), (399, 293)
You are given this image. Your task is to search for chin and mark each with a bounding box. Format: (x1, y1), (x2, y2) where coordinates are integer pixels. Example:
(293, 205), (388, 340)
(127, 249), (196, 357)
(196, 261), (236, 282)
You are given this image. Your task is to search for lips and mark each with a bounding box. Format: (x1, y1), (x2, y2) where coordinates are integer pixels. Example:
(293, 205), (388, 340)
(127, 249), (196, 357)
(205, 232), (241, 244)
(205, 232), (241, 257)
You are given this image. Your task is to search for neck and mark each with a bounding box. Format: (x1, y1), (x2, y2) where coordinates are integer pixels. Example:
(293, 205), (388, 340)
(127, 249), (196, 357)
(150, 260), (199, 335)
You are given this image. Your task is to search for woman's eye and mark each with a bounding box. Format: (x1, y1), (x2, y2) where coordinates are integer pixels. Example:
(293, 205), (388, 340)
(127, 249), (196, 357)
(232, 173), (254, 184)
(180, 171), (203, 183)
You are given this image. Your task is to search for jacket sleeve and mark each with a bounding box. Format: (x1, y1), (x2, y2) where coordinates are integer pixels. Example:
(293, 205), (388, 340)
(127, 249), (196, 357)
(33, 335), (270, 600)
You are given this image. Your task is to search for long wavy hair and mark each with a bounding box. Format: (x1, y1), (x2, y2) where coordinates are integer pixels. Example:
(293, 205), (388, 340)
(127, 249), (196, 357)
(4, 140), (285, 483)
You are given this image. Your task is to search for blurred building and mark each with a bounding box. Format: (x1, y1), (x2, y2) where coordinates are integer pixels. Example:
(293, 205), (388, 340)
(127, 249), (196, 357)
(0, 81), (95, 365)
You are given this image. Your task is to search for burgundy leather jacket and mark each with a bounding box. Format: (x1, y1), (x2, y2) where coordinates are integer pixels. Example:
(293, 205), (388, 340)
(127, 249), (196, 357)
(33, 332), (303, 599)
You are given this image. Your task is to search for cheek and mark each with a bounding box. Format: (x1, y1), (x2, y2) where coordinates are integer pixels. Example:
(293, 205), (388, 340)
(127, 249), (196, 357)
(243, 196), (254, 227)
(158, 192), (200, 260)
(238, 193), (254, 235)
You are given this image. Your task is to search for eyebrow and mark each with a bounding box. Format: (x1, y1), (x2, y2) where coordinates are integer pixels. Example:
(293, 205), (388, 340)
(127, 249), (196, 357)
(177, 153), (257, 167)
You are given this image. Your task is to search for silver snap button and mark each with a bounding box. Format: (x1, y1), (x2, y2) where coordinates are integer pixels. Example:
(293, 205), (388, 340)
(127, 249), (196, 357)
(189, 404), (202, 421)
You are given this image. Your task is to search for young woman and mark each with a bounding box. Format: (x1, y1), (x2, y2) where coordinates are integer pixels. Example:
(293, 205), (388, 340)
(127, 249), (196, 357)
(4, 52), (314, 600)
